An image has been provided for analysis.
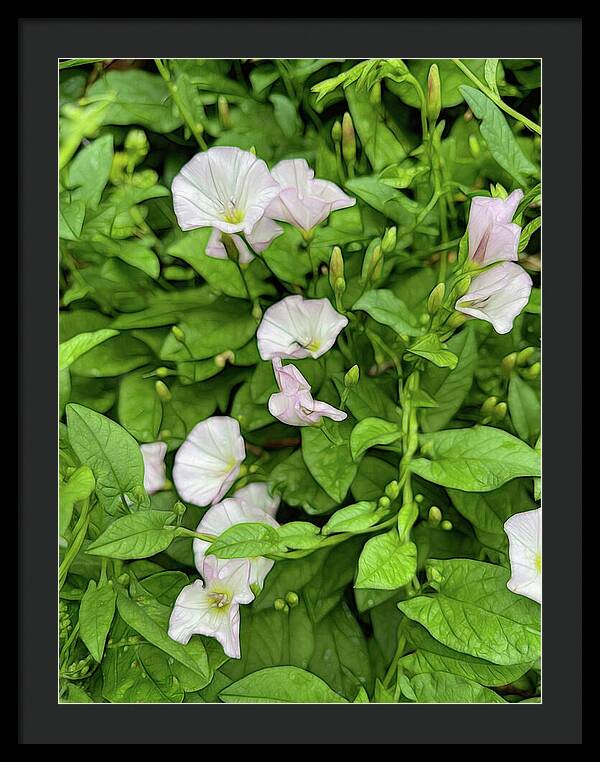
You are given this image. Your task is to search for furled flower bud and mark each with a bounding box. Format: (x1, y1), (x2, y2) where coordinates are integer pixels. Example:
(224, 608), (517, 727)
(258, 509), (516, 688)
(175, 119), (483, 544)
(155, 380), (171, 402)
(517, 347), (536, 366)
(342, 112), (356, 164)
(428, 506), (442, 526)
(378, 496), (391, 510)
(480, 396), (498, 417)
(329, 246), (344, 291)
(427, 282), (446, 316)
(502, 352), (518, 376)
(124, 129), (149, 169)
(344, 365), (360, 388)
(218, 95), (231, 129)
(331, 120), (342, 144)
(385, 480), (400, 501)
(440, 520), (453, 531)
(274, 598), (286, 611)
(171, 325), (186, 342)
(523, 362), (541, 380)
(285, 591), (299, 607)
(427, 64), (442, 124)
(492, 402), (508, 422)
(381, 226), (397, 254)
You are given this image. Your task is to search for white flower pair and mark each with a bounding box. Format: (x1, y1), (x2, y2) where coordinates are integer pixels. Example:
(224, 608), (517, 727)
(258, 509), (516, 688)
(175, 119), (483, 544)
(172, 146), (355, 263)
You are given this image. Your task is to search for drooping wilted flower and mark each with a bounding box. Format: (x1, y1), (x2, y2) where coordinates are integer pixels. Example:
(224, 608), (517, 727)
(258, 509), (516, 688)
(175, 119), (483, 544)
(268, 358), (347, 427)
(140, 442), (167, 496)
(257, 295), (348, 360)
(234, 482), (280, 519)
(171, 146), (281, 235)
(172, 416), (245, 507)
(504, 507), (542, 604)
(168, 558), (254, 658)
(193, 497), (279, 590)
(266, 158), (355, 235)
(205, 216), (283, 264)
(467, 190), (524, 265)
(455, 261), (533, 335)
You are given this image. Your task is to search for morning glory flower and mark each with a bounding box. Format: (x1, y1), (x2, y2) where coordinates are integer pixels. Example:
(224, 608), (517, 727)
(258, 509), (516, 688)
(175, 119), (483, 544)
(234, 482), (280, 519)
(140, 442), (167, 496)
(455, 262), (532, 335)
(467, 190), (523, 265)
(205, 216), (283, 264)
(193, 497), (279, 591)
(268, 358), (347, 427)
(504, 507), (542, 604)
(171, 146), (281, 236)
(172, 416), (245, 507)
(168, 557), (254, 658)
(266, 158), (356, 236)
(257, 295), (348, 360)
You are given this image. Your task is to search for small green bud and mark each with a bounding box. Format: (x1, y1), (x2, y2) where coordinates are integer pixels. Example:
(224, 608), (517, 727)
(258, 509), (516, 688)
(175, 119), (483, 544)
(385, 480), (400, 501)
(285, 591), (299, 607)
(428, 506), (442, 526)
(523, 362), (541, 380)
(248, 464), (259, 474)
(334, 277), (346, 296)
(159, 429), (172, 440)
(344, 364), (360, 388)
(171, 325), (185, 342)
(283, 604), (290, 614)
(217, 95), (231, 129)
(381, 226), (397, 254)
(446, 312), (469, 329)
(156, 366), (170, 378)
(427, 64), (442, 123)
(125, 128), (148, 155)
(378, 496), (391, 510)
(415, 493), (424, 503)
(454, 274), (472, 298)
(331, 120), (342, 144)
(342, 112), (356, 164)
(419, 313), (430, 326)
(274, 598), (286, 611)
(427, 282), (446, 316)
(440, 520), (453, 531)
(517, 347), (536, 366)
(468, 134), (481, 157)
(329, 246), (344, 290)
(117, 573), (130, 586)
(493, 402), (508, 422)
(173, 501), (187, 517)
(252, 303), (263, 321)
(502, 352), (518, 376)
(155, 380), (171, 402)
(480, 396), (498, 417)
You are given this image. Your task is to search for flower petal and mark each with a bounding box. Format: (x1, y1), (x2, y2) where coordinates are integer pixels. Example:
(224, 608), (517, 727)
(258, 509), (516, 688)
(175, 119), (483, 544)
(140, 442), (167, 495)
(504, 508), (542, 604)
(173, 416), (245, 507)
(233, 482), (280, 518)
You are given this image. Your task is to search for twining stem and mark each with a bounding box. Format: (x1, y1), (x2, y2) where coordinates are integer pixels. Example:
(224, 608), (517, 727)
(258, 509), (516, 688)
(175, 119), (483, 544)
(59, 498), (91, 589)
(383, 634), (407, 689)
(154, 59), (208, 150)
(451, 58), (542, 136)
(398, 369), (421, 534)
(222, 233), (253, 301)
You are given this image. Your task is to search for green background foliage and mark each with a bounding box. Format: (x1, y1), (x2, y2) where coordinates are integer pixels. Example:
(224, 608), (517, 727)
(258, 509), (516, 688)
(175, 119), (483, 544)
(59, 57), (541, 704)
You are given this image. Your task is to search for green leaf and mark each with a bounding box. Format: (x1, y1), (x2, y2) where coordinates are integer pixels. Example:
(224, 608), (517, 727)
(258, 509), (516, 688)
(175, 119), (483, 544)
(346, 83), (408, 169)
(102, 640), (184, 703)
(301, 420), (357, 503)
(66, 404), (145, 513)
(220, 666), (348, 703)
(351, 455), (398, 501)
(116, 590), (210, 681)
(353, 289), (421, 336)
(67, 134), (114, 207)
(408, 334), (458, 369)
(410, 672), (506, 703)
(411, 425), (540, 491)
(459, 86), (538, 184)
(399, 558), (540, 666)
(332, 374), (401, 422)
(87, 511), (178, 559)
(355, 531), (417, 590)
(87, 70), (183, 133)
(69, 334), (152, 378)
(270, 450), (336, 516)
(518, 216), (541, 254)
(276, 522), (322, 550)
(79, 580), (117, 662)
(350, 417), (402, 460)
(117, 372), (163, 443)
(208, 522), (286, 559)
(59, 329), (119, 371)
(508, 373), (540, 444)
(322, 501), (382, 535)
(420, 326), (478, 432)
(59, 197), (86, 240)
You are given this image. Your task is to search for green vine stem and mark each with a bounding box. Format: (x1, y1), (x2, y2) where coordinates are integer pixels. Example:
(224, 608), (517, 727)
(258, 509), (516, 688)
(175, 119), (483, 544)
(154, 58), (208, 150)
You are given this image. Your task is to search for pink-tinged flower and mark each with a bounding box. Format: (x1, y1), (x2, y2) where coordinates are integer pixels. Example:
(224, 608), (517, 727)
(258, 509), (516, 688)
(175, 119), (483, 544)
(504, 508), (541, 604)
(171, 147), (280, 236)
(234, 482), (280, 519)
(193, 497), (279, 591)
(455, 262), (532, 335)
(266, 158), (356, 235)
(257, 295), (348, 360)
(140, 442), (167, 496)
(206, 216), (283, 264)
(268, 358), (347, 427)
(467, 190), (524, 265)
(173, 417), (245, 507)
(168, 558), (253, 658)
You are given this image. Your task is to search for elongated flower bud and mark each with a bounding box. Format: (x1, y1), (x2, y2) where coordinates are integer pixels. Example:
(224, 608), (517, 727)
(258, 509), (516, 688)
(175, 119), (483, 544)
(171, 325), (185, 342)
(385, 480), (400, 501)
(342, 112), (356, 164)
(429, 506), (442, 526)
(344, 364), (360, 388)
(493, 402), (507, 422)
(329, 246), (344, 291)
(218, 95), (231, 129)
(502, 352), (518, 376)
(427, 282), (446, 315)
(481, 396), (498, 417)
(331, 120), (342, 144)
(427, 64), (442, 124)
(155, 380), (171, 402)
(517, 346), (536, 366)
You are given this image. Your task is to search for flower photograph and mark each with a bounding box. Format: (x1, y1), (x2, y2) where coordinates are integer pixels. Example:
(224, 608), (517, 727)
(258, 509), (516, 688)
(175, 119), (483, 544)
(58, 57), (542, 704)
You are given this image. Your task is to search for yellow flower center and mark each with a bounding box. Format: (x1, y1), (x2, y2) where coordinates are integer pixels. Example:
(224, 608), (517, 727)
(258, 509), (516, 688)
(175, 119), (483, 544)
(223, 208), (245, 224)
(535, 552), (542, 573)
(208, 590), (231, 609)
(305, 339), (321, 353)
